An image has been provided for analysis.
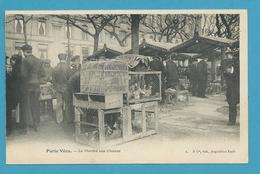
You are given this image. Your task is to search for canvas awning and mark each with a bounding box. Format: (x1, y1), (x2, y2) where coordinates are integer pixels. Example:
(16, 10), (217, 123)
(115, 54), (152, 69)
(169, 34), (238, 58)
(168, 52), (201, 60)
(125, 39), (174, 57)
(87, 44), (129, 60)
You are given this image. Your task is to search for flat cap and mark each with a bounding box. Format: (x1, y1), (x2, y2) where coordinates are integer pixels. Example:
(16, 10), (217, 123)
(21, 44), (32, 51)
(58, 53), (67, 60)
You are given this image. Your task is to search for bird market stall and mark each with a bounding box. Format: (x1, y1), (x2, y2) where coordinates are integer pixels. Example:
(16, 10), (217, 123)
(73, 55), (161, 147)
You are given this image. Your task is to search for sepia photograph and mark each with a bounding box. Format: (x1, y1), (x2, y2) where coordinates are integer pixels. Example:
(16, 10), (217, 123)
(5, 10), (248, 164)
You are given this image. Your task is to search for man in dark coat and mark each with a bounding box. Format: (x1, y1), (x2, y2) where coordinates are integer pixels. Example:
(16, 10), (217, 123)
(52, 53), (70, 124)
(188, 59), (198, 96)
(223, 50), (239, 125)
(6, 56), (16, 135)
(196, 58), (208, 98)
(6, 54), (24, 135)
(165, 55), (179, 89)
(65, 55), (81, 124)
(20, 44), (45, 132)
(149, 56), (165, 100)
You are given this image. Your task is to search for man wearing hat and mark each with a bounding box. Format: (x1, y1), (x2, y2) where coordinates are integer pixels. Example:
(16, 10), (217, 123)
(165, 53), (179, 90)
(196, 57), (208, 98)
(52, 53), (70, 124)
(188, 57), (198, 96)
(64, 55), (81, 125)
(20, 44), (45, 132)
(223, 48), (239, 125)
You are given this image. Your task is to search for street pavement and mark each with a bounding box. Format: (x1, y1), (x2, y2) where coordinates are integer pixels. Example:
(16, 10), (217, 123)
(6, 94), (241, 163)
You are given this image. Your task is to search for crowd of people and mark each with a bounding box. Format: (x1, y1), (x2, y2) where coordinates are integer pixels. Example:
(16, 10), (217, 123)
(6, 44), (81, 136)
(6, 45), (240, 136)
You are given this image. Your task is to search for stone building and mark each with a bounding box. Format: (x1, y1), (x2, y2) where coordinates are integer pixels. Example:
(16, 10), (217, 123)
(5, 14), (199, 66)
(5, 15), (132, 66)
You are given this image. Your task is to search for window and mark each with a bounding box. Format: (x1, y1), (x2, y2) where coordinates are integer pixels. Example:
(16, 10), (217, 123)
(110, 33), (114, 39)
(104, 32), (111, 44)
(39, 49), (48, 59)
(82, 47), (89, 59)
(14, 19), (24, 33)
(38, 21), (46, 36)
(81, 31), (88, 41)
(38, 44), (48, 59)
(52, 24), (62, 38)
(99, 32), (104, 43)
(119, 30), (127, 44)
(65, 26), (72, 39)
(14, 42), (25, 54)
(146, 15), (154, 24)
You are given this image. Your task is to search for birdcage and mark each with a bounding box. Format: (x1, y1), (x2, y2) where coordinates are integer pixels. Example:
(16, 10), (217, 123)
(80, 60), (128, 94)
(74, 58), (159, 147)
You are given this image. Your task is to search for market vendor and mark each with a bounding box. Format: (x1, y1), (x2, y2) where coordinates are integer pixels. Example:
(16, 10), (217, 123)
(149, 55), (165, 100)
(65, 55), (81, 125)
(196, 57), (208, 98)
(52, 53), (70, 124)
(165, 53), (179, 89)
(223, 48), (239, 125)
(188, 57), (198, 96)
(20, 44), (46, 132)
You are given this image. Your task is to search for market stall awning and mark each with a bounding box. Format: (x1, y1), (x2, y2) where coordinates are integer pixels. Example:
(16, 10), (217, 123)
(87, 44), (128, 60)
(169, 34), (238, 56)
(168, 52), (201, 60)
(125, 39), (175, 57)
(115, 54), (152, 69)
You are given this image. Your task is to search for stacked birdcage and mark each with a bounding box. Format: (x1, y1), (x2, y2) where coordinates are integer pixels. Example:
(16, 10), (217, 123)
(73, 57), (160, 147)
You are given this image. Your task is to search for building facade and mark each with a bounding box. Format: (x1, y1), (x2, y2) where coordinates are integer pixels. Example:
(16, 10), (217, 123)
(5, 14), (199, 66)
(5, 15), (133, 66)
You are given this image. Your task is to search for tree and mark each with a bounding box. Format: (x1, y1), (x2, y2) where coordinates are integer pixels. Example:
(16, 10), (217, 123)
(130, 14), (141, 54)
(215, 14), (239, 39)
(200, 14), (239, 39)
(141, 14), (193, 43)
(6, 14), (33, 44)
(55, 14), (117, 53)
(103, 15), (131, 47)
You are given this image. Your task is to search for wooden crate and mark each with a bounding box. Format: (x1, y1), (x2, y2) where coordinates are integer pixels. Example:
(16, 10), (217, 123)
(73, 92), (123, 110)
(73, 93), (158, 147)
(74, 107), (124, 148)
(122, 101), (158, 142)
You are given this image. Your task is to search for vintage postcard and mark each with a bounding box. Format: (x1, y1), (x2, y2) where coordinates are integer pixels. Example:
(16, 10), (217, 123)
(5, 9), (248, 164)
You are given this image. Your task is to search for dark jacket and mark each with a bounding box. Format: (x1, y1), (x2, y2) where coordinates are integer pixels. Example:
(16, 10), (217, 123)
(197, 60), (208, 81)
(68, 69), (80, 93)
(165, 59), (179, 82)
(223, 60), (240, 105)
(9, 55), (23, 105)
(188, 62), (198, 81)
(21, 55), (45, 93)
(52, 62), (70, 93)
